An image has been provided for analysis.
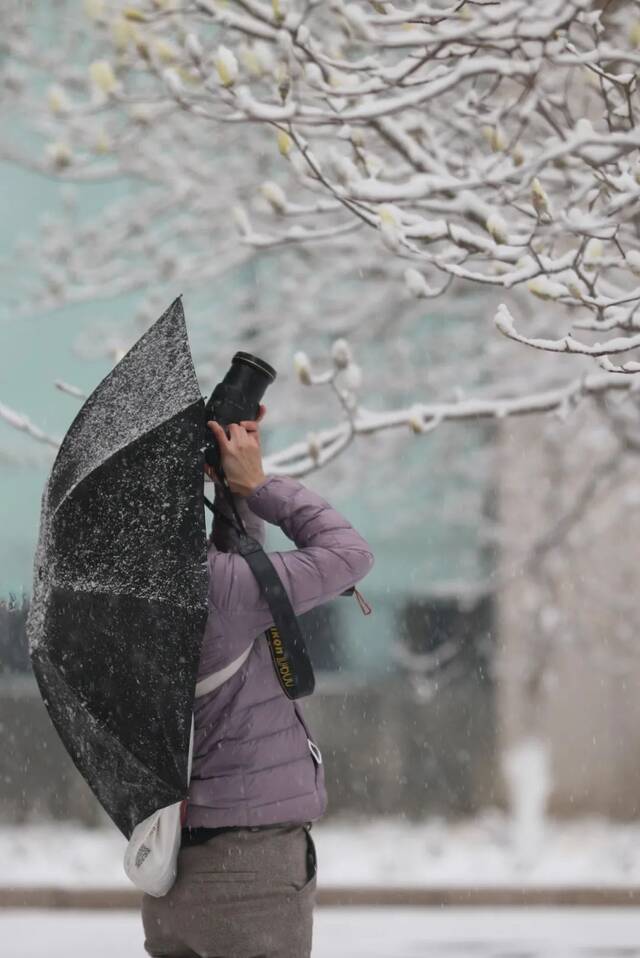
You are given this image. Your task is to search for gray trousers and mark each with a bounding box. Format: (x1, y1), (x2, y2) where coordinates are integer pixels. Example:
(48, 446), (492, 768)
(142, 824), (317, 958)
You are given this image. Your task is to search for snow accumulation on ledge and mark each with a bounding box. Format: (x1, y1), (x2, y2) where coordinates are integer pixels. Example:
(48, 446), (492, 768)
(2, 813), (640, 889)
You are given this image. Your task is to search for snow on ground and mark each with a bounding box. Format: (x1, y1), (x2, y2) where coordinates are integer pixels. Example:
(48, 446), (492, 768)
(2, 908), (640, 958)
(3, 813), (640, 889)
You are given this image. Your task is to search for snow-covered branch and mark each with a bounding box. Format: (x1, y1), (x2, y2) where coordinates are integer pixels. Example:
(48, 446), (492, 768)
(2, 339), (635, 476)
(4, 0), (640, 478)
(0, 402), (60, 449)
(495, 304), (640, 363)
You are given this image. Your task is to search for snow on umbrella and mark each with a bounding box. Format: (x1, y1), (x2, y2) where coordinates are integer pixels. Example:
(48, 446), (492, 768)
(27, 297), (209, 838)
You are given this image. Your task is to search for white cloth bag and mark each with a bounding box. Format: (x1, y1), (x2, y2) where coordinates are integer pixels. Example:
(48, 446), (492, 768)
(123, 718), (194, 897)
(123, 644), (253, 897)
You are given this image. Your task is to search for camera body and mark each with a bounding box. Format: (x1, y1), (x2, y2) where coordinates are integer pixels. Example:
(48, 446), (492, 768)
(204, 351), (276, 471)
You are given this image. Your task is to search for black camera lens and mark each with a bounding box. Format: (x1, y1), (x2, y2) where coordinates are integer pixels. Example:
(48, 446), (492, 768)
(203, 352), (277, 469)
(232, 352), (277, 383)
(206, 353), (276, 418)
(214, 352), (276, 421)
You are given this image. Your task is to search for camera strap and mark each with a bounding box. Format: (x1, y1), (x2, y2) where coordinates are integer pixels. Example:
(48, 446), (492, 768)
(203, 475), (315, 700)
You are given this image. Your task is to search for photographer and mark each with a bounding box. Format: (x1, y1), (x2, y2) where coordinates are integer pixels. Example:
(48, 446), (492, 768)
(142, 404), (374, 958)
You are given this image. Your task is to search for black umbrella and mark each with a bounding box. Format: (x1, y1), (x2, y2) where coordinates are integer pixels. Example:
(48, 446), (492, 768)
(27, 297), (209, 838)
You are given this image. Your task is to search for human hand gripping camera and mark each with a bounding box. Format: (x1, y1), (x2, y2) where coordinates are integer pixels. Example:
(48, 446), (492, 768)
(204, 402), (267, 498)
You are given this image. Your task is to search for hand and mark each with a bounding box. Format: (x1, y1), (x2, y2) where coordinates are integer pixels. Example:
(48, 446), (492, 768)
(204, 403), (267, 497)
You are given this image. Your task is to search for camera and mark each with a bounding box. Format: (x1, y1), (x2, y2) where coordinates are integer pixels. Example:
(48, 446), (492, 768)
(204, 352), (277, 472)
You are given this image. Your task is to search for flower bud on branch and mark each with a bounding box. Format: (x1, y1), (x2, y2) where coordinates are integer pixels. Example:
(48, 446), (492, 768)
(293, 351), (312, 385)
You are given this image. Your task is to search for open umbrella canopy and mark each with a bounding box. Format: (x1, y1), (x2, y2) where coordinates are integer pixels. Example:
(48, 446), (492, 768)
(27, 297), (209, 837)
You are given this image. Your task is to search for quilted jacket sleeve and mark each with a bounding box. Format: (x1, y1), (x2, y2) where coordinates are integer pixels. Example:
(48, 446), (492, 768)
(207, 474), (374, 636)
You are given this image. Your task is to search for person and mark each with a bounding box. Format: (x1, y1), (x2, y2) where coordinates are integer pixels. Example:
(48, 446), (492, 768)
(142, 404), (374, 958)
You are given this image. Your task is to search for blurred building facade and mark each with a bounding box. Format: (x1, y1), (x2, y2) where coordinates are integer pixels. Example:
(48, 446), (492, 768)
(0, 413), (498, 824)
(5, 386), (640, 823)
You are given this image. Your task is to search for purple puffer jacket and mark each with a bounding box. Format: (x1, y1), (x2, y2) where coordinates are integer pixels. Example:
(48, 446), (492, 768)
(185, 474), (374, 828)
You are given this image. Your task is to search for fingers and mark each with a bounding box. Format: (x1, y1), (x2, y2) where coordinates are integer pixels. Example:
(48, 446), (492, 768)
(228, 422), (245, 440)
(208, 417), (263, 446)
(207, 420), (230, 450)
(239, 405), (266, 432)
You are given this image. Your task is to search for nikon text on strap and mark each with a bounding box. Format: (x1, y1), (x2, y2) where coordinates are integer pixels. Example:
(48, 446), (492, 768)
(236, 533), (315, 699)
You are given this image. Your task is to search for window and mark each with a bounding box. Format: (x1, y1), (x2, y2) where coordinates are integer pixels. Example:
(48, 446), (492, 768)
(399, 593), (493, 672)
